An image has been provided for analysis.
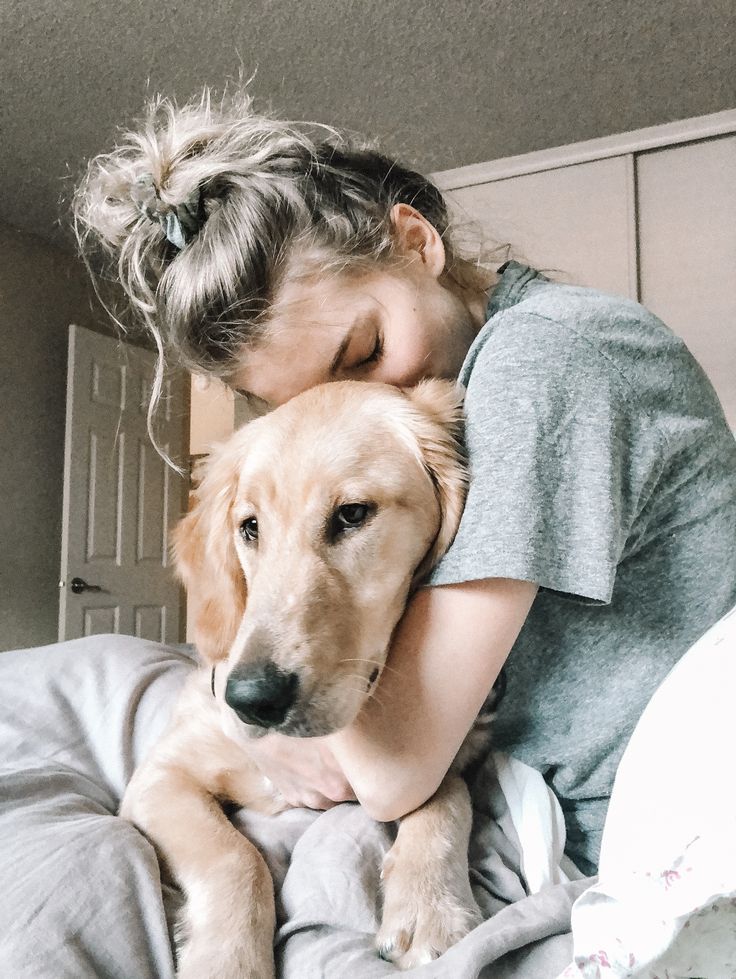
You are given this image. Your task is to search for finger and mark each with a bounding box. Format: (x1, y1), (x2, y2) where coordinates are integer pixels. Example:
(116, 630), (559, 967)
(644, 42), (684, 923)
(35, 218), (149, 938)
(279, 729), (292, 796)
(282, 791), (335, 811)
(318, 768), (357, 804)
(325, 783), (358, 804)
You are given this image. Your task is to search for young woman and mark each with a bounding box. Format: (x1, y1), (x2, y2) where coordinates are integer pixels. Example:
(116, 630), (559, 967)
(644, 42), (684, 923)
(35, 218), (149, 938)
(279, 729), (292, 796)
(74, 91), (736, 879)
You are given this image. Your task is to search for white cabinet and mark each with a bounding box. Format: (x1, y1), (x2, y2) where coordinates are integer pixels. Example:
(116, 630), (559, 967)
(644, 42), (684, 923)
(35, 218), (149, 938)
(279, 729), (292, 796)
(449, 156), (635, 299)
(637, 136), (736, 424)
(190, 374), (234, 456)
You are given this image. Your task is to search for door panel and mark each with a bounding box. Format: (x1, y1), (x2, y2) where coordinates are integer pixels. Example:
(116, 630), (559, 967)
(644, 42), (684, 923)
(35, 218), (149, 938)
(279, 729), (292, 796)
(637, 135), (736, 426)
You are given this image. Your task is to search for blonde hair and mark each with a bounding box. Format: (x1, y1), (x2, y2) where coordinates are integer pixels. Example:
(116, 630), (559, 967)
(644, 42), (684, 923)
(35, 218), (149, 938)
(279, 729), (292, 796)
(73, 89), (493, 452)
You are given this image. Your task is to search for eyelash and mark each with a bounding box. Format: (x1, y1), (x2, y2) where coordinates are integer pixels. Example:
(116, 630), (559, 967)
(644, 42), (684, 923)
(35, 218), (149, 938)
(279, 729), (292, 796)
(360, 332), (383, 367)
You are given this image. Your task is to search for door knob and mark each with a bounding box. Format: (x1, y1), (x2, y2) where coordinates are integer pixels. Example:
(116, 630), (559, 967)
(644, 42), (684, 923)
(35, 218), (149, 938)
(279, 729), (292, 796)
(70, 577), (103, 594)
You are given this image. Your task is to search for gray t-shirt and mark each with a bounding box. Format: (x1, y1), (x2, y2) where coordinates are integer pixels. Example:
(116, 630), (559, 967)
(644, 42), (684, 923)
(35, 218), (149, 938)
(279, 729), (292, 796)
(429, 261), (736, 875)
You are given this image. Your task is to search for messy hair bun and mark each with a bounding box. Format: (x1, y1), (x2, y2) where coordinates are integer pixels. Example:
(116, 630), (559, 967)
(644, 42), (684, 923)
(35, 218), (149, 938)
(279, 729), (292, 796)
(73, 88), (483, 450)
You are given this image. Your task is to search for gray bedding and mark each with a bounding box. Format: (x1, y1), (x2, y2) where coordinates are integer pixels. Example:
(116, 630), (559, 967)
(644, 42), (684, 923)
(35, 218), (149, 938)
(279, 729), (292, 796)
(0, 635), (593, 978)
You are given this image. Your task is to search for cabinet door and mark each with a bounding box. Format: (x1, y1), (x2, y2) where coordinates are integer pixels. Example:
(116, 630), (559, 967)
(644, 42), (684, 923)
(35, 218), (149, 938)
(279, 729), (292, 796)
(637, 135), (736, 426)
(447, 156), (635, 299)
(190, 375), (234, 455)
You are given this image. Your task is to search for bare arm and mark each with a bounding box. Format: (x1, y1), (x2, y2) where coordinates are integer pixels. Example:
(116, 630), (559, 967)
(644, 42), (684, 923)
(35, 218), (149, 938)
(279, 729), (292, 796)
(330, 577), (538, 822)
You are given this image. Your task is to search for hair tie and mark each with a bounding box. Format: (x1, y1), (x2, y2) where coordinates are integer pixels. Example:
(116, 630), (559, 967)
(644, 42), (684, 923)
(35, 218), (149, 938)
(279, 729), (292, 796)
(132, 173), (204, 250)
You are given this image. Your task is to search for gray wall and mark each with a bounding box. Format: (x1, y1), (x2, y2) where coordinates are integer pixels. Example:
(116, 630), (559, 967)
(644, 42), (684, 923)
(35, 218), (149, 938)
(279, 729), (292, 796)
(0, 227), (107, 651)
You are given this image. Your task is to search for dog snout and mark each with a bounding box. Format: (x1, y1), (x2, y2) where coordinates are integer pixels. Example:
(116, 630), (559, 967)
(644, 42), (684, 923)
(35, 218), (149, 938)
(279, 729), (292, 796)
(224, 661), (300, 728)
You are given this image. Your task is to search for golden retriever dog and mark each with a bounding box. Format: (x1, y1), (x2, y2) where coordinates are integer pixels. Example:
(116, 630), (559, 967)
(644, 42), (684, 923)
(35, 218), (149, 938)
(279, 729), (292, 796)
(121, 378), (490, 978)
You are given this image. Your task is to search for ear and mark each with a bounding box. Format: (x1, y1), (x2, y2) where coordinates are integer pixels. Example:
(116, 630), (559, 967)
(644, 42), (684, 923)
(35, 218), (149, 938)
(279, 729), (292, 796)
(172, 440), (247, 666)
(401, 378), (468, 582)
(390, 203), (446, 279)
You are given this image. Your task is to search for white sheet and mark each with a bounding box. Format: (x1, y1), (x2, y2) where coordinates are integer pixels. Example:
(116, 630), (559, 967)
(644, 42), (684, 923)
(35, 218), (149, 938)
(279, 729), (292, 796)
(558, 603), (736, 977)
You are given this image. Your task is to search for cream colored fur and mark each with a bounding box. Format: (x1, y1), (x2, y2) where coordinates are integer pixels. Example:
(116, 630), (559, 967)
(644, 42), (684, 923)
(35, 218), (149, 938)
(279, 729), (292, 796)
(121, 379), (485, 977)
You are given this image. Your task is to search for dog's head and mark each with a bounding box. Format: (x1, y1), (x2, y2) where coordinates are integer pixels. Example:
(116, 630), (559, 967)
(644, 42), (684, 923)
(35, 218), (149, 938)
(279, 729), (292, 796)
(174, 379), (466, 737)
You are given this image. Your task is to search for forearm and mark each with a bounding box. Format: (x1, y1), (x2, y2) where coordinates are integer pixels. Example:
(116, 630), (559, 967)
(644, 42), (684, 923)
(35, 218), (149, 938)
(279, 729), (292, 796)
(329, 577), (538, 822)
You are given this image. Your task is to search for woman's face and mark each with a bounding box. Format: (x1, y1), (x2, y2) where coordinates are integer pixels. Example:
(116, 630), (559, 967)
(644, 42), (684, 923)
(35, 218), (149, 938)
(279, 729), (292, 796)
(230, 260), (484, 407)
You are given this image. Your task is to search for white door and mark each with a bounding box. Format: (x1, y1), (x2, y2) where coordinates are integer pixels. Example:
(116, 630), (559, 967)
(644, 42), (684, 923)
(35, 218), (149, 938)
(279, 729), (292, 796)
(59, 324), (188, 642)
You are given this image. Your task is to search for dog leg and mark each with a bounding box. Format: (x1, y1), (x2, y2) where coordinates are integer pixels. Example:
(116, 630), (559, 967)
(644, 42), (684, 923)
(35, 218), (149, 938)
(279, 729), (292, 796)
(122, 762), (277, 979)
(375, 773), (482, 969)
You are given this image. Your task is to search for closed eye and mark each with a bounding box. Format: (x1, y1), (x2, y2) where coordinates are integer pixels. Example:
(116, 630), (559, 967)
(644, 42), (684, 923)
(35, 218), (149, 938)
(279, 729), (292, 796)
(356, 331), (383, 369)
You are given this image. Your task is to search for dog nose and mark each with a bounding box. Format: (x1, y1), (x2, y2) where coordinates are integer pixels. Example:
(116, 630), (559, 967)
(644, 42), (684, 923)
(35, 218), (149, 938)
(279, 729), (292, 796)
(224, 662), (300, 728)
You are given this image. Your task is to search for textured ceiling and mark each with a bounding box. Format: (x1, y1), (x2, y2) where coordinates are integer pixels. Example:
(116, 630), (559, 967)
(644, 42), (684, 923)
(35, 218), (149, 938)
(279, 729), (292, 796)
(1, 0), (734, 248)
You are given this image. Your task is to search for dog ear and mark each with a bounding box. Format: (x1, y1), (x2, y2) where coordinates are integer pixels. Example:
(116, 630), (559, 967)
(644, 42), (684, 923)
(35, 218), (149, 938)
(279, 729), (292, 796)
(172, 437), (248, 666)
(402, 378), (468, 581)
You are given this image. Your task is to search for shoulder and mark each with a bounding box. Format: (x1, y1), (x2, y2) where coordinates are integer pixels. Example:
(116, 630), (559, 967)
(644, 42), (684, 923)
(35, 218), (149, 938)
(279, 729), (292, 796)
(461, 278), (722, 432)
(458, 283), (636, 432)
(464, 281), (672, 384)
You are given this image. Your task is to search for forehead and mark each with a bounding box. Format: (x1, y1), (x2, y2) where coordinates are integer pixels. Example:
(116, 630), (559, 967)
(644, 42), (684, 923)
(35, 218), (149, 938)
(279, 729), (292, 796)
(230, 274), (371, 406)
(230, 386), (426, 506)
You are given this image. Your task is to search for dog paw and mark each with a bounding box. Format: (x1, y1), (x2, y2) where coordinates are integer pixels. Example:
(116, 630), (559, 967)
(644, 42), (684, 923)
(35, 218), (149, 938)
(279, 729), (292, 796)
(375, 863), (482, 969)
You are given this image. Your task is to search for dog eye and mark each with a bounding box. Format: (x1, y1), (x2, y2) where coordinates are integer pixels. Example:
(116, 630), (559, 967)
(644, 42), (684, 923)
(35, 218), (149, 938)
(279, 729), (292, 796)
(331, 503), (371, 537)
(239, 517), (259, 542)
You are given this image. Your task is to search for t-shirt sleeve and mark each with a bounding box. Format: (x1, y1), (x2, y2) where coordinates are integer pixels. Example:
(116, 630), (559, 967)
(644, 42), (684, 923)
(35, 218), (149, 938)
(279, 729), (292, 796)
(428, 311), (660, 603)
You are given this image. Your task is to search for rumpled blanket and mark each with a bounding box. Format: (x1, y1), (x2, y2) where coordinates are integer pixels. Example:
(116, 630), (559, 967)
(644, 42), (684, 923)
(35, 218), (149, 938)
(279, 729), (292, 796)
(0, 635), (592, 978)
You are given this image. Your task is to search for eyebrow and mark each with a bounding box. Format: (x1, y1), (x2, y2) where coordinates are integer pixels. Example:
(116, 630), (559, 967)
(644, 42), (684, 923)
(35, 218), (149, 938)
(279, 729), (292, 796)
(329, 328), (354, 375)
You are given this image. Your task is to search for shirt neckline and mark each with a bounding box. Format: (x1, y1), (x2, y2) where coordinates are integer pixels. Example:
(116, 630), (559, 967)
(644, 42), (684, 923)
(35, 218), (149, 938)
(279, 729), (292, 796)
(486, 261), (547, 320)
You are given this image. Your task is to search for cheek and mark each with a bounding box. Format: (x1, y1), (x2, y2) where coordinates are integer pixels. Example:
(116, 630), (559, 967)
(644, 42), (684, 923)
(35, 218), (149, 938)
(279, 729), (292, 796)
(383, 326), (436, 386)
(346, 514), (436, 607)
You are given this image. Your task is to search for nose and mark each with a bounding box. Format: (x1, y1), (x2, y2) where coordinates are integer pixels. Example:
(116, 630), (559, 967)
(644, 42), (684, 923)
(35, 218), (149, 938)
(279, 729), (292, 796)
(224, 661), (300, 728)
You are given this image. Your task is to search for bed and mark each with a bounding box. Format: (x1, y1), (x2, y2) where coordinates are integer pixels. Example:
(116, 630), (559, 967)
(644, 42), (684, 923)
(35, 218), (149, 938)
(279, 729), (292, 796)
(0, 634), (591, 977)
(2, 618), (735, 978)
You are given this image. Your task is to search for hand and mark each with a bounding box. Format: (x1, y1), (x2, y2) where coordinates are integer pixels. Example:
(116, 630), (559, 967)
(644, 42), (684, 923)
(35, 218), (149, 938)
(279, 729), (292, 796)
(247, 732), (357, 811)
